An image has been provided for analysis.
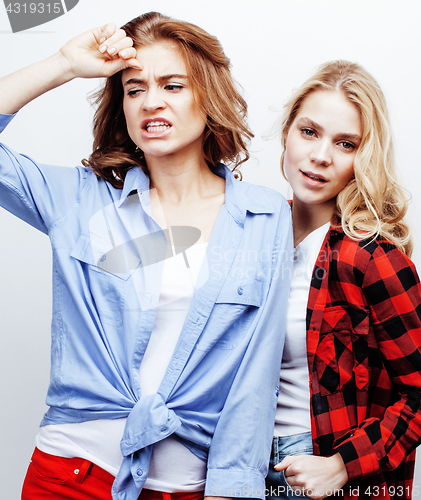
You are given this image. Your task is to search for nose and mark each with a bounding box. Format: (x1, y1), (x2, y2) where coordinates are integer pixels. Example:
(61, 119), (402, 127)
(310, 140), (332, 167)
(142, 87), (165, 112)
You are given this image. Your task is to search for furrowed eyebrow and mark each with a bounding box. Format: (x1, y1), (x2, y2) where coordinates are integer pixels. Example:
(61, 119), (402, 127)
(123, 78), (146, 86)
(158, 74), (188, 82)
(123, 75), (188, 86)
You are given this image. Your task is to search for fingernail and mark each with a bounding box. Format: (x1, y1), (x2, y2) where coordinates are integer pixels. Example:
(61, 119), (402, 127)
(108, 47), (116, 55)
(99, 36), (106, 44)
(120, 50), (127, 58)
(99, 45), (107, 53)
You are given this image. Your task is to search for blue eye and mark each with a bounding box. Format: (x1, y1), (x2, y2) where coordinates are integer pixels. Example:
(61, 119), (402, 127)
(301, 128), (316, 137)
(339, 141), (355, 151)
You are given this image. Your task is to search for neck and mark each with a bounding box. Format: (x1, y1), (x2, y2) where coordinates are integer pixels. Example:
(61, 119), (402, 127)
(291, 195), (335, 247)
(146, 152), (223, 204)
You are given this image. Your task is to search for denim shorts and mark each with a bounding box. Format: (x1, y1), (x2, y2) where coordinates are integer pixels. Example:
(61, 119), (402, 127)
(265, 432), (313, 500)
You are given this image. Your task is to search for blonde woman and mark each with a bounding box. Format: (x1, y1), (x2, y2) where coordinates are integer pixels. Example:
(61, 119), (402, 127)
(267, 61), (421, 500)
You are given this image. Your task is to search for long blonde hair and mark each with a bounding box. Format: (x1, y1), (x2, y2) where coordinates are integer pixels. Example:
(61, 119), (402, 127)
(280, 60), (412, 256)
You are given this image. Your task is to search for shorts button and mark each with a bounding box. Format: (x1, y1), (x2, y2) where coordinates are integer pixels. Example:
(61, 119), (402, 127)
(237, 287), (244, 295)
(74, 469), (80, 475)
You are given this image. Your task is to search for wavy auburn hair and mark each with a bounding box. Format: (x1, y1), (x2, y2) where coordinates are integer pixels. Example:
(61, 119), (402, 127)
(83, 11), (253, 186)
(279, 60), (412, 256)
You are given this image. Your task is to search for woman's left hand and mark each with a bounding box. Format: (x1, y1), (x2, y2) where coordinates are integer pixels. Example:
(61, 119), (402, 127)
(274, 453), (348, 499)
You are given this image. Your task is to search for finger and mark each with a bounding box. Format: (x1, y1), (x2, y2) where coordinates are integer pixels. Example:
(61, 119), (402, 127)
(99, 29), (132, 56)
(282, 473), (307, 497)
(98, 23), (117, 44)
(125, 57), (142, 70)
(107, 38), (134, 58)
(118, 47), (137, 60)
(101, 57), (141, 76)
(274, 455), (299, 471)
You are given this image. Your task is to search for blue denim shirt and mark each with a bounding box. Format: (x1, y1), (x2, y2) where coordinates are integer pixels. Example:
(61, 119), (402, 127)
(0, 113), (293, 500)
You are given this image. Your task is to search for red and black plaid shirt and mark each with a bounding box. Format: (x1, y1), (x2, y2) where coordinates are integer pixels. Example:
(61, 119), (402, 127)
(307, 224), (421, 499)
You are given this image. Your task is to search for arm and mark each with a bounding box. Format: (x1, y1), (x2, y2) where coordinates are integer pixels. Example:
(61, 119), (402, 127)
(0, 23), (140, 114)
(273, 242), (421, 498)
(0, 24), (141, 229)
(331, 244), (421, 480)
(204, 200), (293, 499)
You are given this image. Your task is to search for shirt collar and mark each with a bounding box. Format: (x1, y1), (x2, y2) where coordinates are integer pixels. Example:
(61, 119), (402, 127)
(213, 163), (275, 224)
(118, 167), (150, 207)
(118, 164), (275, 221)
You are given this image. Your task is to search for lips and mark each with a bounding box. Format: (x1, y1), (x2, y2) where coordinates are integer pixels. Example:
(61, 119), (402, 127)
(140, 118), (173, 140)
(301, 170), (327, 182)
(141, 118), (172, 133)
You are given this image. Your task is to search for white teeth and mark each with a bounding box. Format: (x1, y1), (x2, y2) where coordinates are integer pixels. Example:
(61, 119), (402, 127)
(307, 173), (325, 181)
(146, 121), (171, 131)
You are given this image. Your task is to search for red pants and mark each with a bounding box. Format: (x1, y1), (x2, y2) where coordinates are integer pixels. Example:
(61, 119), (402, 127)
(22, 448), (205, 500)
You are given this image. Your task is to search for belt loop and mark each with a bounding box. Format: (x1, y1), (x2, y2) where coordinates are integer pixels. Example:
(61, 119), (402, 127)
(272, 436), (279, 463)
(163, 493), (172, 500)
(74, 459), (92, 484)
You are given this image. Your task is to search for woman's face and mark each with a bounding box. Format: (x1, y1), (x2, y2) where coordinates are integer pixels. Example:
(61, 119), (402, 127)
(122, 42), (206, 164)
(284, 90), (362, 211)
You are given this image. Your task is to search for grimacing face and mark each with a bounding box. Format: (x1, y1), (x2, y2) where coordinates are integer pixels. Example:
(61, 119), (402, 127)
(122, 42), (206, 164)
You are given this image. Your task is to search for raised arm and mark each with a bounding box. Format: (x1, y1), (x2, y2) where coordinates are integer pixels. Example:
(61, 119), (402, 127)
(0, 23), (140, 114)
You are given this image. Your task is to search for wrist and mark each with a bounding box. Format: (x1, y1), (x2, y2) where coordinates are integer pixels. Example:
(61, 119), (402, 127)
(51, 51), (77, 84)
(329, 453), (349, 486)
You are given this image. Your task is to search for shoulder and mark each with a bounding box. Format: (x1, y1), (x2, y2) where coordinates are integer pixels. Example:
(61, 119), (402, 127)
(333, 232), (410, 262)
(238, 180), (291, 215)
(329, 231), (418, 287)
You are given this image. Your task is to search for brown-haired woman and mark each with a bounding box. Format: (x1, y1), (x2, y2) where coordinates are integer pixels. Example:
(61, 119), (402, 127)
(0, 11), (292, 500)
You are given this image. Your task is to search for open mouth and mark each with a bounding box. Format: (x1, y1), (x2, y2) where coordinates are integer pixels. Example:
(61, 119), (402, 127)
(301, 170), (327, 182)
(143, 120), (172, 134)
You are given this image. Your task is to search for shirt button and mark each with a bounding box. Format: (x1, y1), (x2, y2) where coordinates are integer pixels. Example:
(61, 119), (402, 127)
(237, 287), (244, 295)
(100, 255), (106, 262)
(161, 426), (168, 432)
(74, 469), (80, 475)
(136, 468), (143, 476)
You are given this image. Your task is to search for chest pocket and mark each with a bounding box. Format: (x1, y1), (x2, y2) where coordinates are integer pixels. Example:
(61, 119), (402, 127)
(70, 234), (131, 327)
(195, 278), (264, 351)
(314, 305), (369, 395)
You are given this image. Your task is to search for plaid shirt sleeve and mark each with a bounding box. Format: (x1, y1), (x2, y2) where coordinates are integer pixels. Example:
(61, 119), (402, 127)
(333, 240), (421, 481)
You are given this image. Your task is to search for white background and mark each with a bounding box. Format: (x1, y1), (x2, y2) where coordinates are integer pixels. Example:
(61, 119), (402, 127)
(0, 0), (420, 497)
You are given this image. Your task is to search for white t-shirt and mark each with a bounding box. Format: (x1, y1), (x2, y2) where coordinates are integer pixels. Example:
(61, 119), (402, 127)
(274, 222), (330, 437)
(37, 243), (208, 492)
